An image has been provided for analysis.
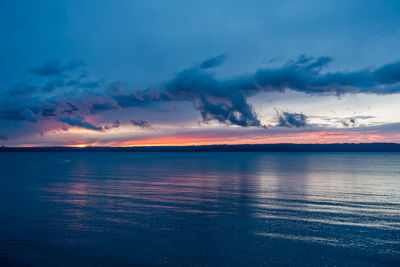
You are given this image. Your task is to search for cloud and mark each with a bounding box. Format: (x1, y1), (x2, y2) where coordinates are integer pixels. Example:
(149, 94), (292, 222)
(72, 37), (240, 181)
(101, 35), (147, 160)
(0, 106), (39, 122)
(3, 54), (400, 139)
(104, 66), (263, 127)
(66, 79), (104, 89)
(163, 66), (262, 127)
(29, 60), (65, 76)
(374, 62), (400, 84)
(103, 119), (120, 130)
(59, 116), (120, 132)
(253, 55), (400, 95)
(59, 115), (103, 131)
(29, 59), (84, 76)
(130, 119), (152, 129)
(107, 55), (400, 128)
(199, 55), (226, 69)
(157, 54), (400, 127)
(25, 59), (95, 94)
(277, 112), (307, 128)
(9, 59), (98, 96)
(338, 115), (375, 127)
(9, 83), (39, 97)
(89, 102), (118, 113)
(63, 102), (79, 115)
(316, 115), (376, 128)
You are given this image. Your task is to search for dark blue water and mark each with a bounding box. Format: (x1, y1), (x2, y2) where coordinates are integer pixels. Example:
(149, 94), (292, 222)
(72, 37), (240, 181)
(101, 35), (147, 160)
(0, 152), (399, 266)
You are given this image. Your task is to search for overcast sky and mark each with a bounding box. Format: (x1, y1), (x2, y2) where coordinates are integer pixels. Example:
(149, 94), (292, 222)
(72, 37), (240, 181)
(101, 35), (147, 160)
(1, 0), (400, 146)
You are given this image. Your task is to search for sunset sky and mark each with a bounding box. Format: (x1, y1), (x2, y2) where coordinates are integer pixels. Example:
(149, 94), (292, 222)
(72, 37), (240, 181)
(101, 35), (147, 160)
(1, 0), (400, 146)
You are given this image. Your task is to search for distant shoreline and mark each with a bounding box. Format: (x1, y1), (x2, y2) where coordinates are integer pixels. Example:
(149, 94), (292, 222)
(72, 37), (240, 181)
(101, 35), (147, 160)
(1, 143), (400, 152)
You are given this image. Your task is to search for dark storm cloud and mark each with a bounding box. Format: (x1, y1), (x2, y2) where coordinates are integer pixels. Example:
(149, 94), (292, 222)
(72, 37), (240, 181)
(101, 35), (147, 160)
(63, 102), (79, 115)
(3, 55), (400, 135)
(42, 76), (67, 93)
(0, 100), (39, 122)
(59, 115), (103, 131)
(0, 109), (32, 122)
(58, 116), (121, 132)
(29, 60), (65, 76)
(278, 112), (308, 128)
(89, 102), (118, 113)
(161, 63), (262, 127)
(251, 55), (400, 95)
(65, 79), (104, 89)
(46, 112), (122, 132)
(21, 59), (99, 94)
(130, 119), (152, 129)
(9, 83), (39, 97)
(104, 58), (261, 127)
(108, 55), (400, 128)
(28, 59), (84, 76)
(199, 55), (226, 69)
(4, 60), (102, 103)
(0, 77), (119, 132)
(159, 55), (400, 127)
(374, 62), (400, 84)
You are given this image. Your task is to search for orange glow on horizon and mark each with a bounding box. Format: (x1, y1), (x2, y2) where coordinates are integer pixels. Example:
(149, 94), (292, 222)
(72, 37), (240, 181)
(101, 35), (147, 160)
(112, 130), (397, 147)
(66, 144), (89, 148)
(9, 129), (399, 147)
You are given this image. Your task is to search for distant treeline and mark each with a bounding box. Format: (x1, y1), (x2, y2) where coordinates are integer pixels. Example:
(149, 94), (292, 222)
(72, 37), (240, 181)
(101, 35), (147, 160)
(1, 143), (400, 152)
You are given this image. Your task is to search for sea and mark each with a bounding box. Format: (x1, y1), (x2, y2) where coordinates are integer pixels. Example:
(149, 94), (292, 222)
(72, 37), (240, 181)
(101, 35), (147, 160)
(0, 152), (399, 266)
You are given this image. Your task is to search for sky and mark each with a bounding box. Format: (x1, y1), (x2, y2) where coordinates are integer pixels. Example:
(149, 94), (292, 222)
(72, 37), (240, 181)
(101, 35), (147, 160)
(1, 0), (400, 146)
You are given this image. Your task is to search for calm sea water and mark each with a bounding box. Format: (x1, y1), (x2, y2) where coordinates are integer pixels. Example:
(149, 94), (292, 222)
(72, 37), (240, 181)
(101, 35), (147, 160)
(0, 152), (399, 266)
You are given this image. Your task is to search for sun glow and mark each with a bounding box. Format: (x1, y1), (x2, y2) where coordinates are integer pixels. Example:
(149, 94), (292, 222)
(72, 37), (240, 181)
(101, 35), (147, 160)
(66, 144), (90, 148)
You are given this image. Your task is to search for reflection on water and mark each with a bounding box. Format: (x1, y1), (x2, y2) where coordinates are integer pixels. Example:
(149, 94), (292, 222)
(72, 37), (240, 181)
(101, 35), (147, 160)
(0, 152), (399, 266)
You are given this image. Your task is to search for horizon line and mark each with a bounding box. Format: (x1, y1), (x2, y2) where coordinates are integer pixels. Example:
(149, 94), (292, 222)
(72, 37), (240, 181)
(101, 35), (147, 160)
(1, 142), (400, 148)
(2, 143), (400, 152)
